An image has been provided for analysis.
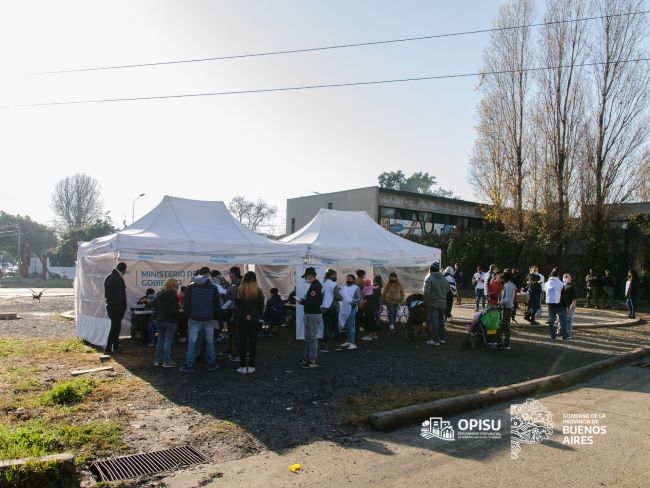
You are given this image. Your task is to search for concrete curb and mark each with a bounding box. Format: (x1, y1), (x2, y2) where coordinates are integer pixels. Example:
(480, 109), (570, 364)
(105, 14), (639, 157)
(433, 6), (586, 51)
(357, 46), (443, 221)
(448, 317), (642, 329)
(368, 347), (650, 430)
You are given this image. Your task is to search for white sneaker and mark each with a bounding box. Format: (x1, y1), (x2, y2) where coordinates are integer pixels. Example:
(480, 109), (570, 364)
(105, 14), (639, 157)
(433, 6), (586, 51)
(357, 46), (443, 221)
(439, 339), (446, 344)
(247, 367), (255, 374)
(361, 335), (373, 341)
(426, 340), (440, 346)
(339, 342), (350, 348)
(236, 367), (248, 374)
(389, 324), (395, 331)
(346, 344), (358, 350)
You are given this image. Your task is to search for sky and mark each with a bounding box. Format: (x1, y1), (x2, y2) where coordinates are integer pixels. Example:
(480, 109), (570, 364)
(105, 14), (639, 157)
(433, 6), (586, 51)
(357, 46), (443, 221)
(0, 0), (542, 231)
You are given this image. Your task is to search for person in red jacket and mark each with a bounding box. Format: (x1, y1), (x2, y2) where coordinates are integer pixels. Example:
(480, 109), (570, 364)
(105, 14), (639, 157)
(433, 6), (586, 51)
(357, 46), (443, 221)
(487, 270), (503, 307)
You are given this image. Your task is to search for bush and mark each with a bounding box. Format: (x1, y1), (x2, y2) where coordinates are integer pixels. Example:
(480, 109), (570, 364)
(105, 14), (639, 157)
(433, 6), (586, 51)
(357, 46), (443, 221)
(40, 379), (96, 407)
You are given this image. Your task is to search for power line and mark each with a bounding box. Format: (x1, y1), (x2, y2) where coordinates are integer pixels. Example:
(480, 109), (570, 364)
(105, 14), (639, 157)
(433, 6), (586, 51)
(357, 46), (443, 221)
(43, 10), (650, 74)
(10, 58), (650, 108)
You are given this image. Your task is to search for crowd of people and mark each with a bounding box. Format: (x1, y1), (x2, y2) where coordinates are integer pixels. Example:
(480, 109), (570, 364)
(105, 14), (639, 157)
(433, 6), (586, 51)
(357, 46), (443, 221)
(102, 260), (641, 371)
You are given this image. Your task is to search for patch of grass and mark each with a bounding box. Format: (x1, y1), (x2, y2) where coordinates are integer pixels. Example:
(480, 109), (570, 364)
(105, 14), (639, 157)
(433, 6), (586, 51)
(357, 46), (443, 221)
(59, 339), (94, 354)
(40, 379), (96, 407)
(340, 386), (477, 426)
(0, 458), (77, 488)
(0, 419), (125, 464)
(0, 339), (23, 359)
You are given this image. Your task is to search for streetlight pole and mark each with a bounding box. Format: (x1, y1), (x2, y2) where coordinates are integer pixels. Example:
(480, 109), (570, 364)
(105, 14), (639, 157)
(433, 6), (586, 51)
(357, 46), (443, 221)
(132, 193), (145, 224)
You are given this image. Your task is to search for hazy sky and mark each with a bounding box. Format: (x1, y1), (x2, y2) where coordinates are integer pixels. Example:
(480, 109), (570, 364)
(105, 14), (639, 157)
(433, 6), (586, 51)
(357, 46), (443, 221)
(0, 0), (543, 230)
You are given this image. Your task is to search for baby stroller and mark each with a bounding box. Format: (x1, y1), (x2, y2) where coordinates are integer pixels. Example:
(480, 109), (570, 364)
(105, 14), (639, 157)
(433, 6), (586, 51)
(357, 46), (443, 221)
(463, 306), (501, 350)
(405, 293), (428, 341)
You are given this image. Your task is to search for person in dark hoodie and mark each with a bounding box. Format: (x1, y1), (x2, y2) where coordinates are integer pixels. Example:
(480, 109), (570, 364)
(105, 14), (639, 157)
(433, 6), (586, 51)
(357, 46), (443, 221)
(153, 279), (180, 367)
(298, 267), (323, 369)
(423, 262), (449, 346)
(104, 262), (127, 355)
(235, 271), (265, 374)
(225, 266), (242, 361)
(263, 288), (284, 336)
(180, 266), (221, 373)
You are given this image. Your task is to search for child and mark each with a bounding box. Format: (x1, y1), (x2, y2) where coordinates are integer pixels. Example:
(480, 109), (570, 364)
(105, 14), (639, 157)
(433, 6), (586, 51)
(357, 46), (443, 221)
(263, 288), (285, 336)
(497, 271), (516, 349)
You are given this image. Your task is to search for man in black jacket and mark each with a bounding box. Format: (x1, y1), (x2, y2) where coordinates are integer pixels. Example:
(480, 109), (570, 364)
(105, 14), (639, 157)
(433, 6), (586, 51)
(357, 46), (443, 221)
(298, 267), (323, 368)
(180, 266), (222, 373)
(104, 262), (127, 355)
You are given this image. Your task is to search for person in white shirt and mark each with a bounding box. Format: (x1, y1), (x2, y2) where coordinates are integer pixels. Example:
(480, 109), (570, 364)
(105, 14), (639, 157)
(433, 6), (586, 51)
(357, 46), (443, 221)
(338, 274), (361, 350)
(532, 265), (545, 319)
(472, 265), (486, 311)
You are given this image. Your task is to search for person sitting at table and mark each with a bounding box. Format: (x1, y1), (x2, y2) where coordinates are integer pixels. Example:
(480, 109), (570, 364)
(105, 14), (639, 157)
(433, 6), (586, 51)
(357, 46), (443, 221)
(138, 288), (156, 308)
(137, 288), (157, 346)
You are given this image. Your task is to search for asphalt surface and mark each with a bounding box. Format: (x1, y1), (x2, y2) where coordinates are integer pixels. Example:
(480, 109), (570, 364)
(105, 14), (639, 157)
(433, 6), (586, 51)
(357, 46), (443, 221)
(163, 363), (650, 488)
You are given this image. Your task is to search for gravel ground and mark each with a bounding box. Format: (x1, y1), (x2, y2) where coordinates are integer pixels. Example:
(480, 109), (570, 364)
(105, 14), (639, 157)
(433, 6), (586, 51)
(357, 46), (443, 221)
(2, 295), (648, 467)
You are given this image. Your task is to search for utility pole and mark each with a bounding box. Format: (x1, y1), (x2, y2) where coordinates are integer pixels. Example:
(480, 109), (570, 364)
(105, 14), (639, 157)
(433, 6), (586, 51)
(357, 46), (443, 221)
(16, 224), (21, 282)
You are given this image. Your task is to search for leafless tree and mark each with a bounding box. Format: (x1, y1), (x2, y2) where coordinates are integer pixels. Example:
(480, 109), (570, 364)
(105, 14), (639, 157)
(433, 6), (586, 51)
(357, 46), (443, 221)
(50, 173), (103, 229)
(537, 0), (589, 260)
(474, 0), (536, 231)
(585, 0), (649, 234)
(228, 195), (277, 232)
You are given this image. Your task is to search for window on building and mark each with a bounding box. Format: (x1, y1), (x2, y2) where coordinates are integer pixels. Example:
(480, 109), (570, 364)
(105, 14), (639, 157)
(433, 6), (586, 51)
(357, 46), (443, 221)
(291, 218), (295, 233)
(327, 202), (333, 209)
(379, 207), (396, 219)
(396, 209), (418, 221)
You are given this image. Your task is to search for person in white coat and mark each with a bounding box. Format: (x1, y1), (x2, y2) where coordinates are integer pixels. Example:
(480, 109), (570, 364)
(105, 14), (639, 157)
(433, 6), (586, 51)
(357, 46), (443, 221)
(338, 274), (361, 350)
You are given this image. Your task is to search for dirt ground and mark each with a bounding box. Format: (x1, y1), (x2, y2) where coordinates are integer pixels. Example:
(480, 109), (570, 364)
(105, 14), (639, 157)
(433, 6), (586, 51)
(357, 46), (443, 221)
(1, 295), (649, 486)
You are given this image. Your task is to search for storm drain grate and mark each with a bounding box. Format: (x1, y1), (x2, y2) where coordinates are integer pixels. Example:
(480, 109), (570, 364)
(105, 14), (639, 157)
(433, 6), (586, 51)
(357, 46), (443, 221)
(90, 446), (209, 481)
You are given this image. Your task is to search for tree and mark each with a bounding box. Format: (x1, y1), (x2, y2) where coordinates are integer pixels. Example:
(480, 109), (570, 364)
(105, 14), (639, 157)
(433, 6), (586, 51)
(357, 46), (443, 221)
(49, 218), (117, 267)
(0, 212), (57, 276)
(228, 196), (277, 232)
(585, 0), (649, 248)
(474, 0), (535, 231)
(51, 173), (103, 229)
(537, 0), (589, 262)
(377, 171), (455, 197)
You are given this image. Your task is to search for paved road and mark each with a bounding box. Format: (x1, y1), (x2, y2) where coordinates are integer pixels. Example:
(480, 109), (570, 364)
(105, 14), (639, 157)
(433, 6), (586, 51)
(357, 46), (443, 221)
(163, 363), (650, 488)
(0, 288), (73, 298)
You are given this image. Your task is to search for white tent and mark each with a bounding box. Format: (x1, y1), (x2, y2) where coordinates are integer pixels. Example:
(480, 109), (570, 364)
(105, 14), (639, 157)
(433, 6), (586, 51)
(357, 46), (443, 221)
(280, 209), (440, 267)
(75, 196), (307, 346)
(276, 209), (441, 339)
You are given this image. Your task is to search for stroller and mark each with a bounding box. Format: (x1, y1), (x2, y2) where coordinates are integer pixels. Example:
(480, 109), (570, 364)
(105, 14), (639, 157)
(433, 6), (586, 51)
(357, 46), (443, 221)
(405, 293), (428, 341)
(463, 306), (501, 350)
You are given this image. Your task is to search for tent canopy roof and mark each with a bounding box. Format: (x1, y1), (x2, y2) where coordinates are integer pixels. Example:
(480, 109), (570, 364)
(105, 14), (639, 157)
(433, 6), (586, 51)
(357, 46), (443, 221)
(281, 209), (439, 266)
(78, 196), (305, 264)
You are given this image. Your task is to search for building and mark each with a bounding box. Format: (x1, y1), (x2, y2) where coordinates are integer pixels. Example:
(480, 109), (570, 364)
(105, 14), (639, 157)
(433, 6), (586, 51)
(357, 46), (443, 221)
(286, 186), (484, 236)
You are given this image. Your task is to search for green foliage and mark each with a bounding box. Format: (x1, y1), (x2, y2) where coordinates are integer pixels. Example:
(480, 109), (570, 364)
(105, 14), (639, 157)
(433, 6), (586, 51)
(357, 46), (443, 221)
(0, 419), (123, 464)
(59, 339), (94, 354)
(48, 218), (116, 266)
(0, 211), (57, 261)
(0, 458), (76, 488)
(377, 171), (456, 197)
(40, 379), (96, 407)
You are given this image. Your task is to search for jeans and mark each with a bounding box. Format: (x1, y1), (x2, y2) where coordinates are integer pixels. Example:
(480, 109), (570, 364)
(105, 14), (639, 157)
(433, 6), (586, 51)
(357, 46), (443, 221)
(427, 308), (445, 342)
(105, 307), (125, 353)
(238, 318), (258, 367)
(386, 303), (398, 325)
(185, 319), (216, 369)
(345, 306), (358, 344)
(527, 294), (541, 321)
(626, 298), (636, 318)
(475, 288), (485, 310)
(304, 313), (321, 362)
(547, 306), (568, 339)
(566, 308), (575, 338)
(147, 320), (158, 346)
(322, 307), (342, 347)
(154, 321), (176, 365)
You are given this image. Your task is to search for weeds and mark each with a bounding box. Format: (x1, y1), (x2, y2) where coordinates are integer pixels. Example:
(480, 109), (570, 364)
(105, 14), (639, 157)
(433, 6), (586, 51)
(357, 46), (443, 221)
(40, 379), (96, 407)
